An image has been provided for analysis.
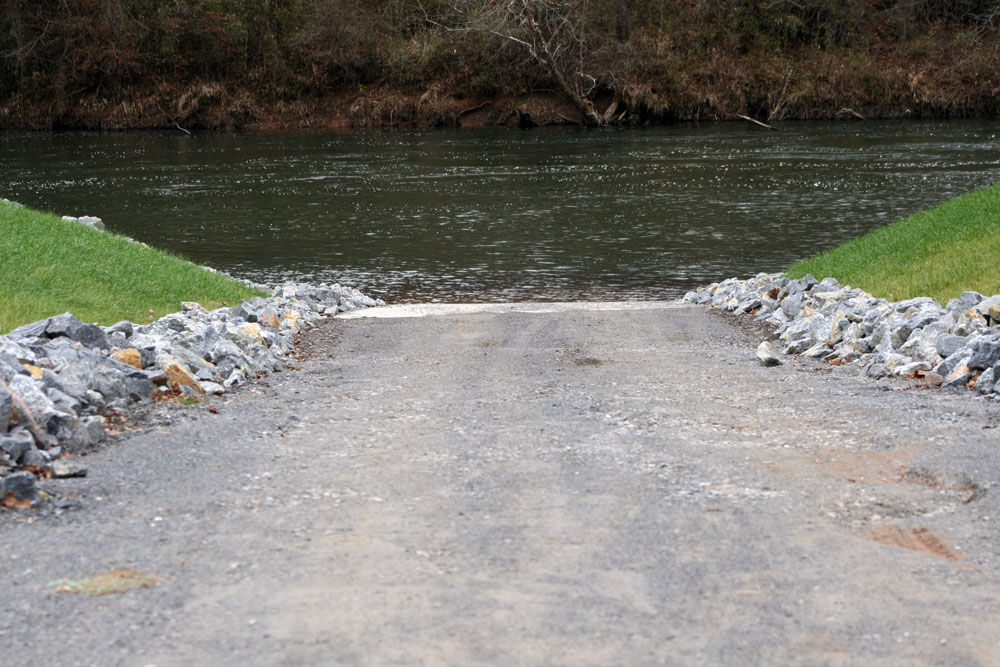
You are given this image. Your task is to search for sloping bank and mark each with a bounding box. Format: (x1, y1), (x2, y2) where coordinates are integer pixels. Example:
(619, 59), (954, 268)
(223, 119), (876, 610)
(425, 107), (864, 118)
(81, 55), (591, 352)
(685, 272), (1000, 397)
(685, 182), (1000, 395)
(0, 206), (383, 508)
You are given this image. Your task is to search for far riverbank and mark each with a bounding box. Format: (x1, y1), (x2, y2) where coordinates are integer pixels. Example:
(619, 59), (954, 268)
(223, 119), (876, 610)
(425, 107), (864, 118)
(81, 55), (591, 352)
(3, 2), (999, 131)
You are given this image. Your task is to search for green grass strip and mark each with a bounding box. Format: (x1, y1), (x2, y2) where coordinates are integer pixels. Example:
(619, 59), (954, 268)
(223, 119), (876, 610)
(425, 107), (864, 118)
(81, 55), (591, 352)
(786, 182), (1000, 304)
(1, 200), (267, 333)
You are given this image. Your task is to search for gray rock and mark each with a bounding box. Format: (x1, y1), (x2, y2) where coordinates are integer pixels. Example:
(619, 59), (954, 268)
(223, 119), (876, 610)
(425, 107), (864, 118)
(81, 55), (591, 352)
(231, 303), (258, 323)
(0, 431), (33, 463)
(107, 331), (129, 349)
(46, 387), (81, 414)
(67, 416), (105, 449)
(807, 315), (833, 343)
(905, 311), (942, 333)
(4, 318), (47, 340)
(936, 348), (970, 378)
(925, 372), (945, 387)
(181, 301), (208, 316)
(942, 360), (974, 388)
(864, 362), (888, 378)
(51, 459), (88, 478)
(51, 349), (155, 404)
(682, 271), (1000, 400)
(974, 295), (1000, 318)
(156, 312), (197, 333)
(785, 275), (818, 295)
(818, 276), (841, 289)
(65, 215), (106, 231)
(0, 339), (37, 366)
(967, 339), (1000, 371)
(946, 291), (984, 314)
(0, 386), (11, 428)
(756, 341), (783, 367)
(20, 447), (51, 467)
(200, 381), (225, 395)
(0, 353), (24, 381)
(683, 287), (713, 304)
(977, 367), (997, 395)
(783, 337), (814, 355)
(826, 310), (849, 345)
(0, 471), (39, 505)
(895, 296), (940, 311)
(954, 309), (988, 337)
(169, 343), (217, 379)
(7, 312), (110, 350)
(208, 339), (244, 365)
(106, 320), (134, 338)
(7, 374), (66, 435)
(802, 342), (836, 360)
(935, 334), (968, 358)
(223, 370), (244, 388)
(0, 278), (382, 457)
(884, 354), (915, 376)
(84, 390), (106, 408)
(893, 360), (932, 378)
(46, 313), (110, 349)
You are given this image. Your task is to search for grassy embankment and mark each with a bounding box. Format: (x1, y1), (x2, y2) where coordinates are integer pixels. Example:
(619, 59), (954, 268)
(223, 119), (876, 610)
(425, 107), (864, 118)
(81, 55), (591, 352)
(786, 182), (1000, 304)
(0, 200), (267, 334)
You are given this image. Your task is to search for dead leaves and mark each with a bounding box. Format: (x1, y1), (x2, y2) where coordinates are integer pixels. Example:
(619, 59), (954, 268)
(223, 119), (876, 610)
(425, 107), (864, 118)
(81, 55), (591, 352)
(48, 568), (161, 595)
(1, 493), (32, 510)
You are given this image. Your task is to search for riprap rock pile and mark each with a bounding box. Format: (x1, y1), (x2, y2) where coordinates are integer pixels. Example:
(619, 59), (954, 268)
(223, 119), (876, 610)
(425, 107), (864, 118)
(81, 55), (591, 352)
(0, 282), (383, 505)
(684, 273), (1000, 397)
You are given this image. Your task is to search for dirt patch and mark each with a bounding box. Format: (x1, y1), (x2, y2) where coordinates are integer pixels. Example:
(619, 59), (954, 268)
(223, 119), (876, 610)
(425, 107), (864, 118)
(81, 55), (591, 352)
(823, 445), (918, 485)
(558, 347), (607, 367)
(865, 525), (964, 562)
(760, 443), (918, 486)
(904, 467), (983, 503)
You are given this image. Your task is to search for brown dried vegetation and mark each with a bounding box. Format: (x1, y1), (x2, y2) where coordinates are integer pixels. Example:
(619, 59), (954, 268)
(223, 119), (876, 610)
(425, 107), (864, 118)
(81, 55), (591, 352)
(1, 1), (998, 129)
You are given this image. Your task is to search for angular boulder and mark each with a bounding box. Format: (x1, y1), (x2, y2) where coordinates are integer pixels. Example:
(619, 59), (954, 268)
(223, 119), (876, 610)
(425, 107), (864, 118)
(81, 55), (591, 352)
(7, 374), (67, 436)
(155, 353), (205, 395)
(6, 312), (110, 350)
(0, 386), (11, 427)
(110, 348), (143, 370)
(0, 471), (39, 507)
(967, 339), (1000, 371)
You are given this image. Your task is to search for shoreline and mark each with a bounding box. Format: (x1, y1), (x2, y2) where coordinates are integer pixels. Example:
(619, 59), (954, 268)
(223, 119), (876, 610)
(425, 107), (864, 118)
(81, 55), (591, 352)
(1, 274), (384, 508)
(685, 273), (1000, 399)
(5, 87), (1000, 133)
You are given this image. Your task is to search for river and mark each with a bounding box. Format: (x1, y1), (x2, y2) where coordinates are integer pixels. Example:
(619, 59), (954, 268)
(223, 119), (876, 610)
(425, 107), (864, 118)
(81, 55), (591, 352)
(2, 121), (999, 302)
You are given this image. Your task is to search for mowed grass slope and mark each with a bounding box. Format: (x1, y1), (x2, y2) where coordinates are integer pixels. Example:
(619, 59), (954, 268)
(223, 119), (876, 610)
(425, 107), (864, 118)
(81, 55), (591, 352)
(1, 200), (266, 333)
(787, 182), (1000, 304)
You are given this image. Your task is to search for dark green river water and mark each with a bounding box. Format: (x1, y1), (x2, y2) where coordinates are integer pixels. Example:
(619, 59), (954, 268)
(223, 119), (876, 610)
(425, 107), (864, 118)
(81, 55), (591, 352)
(2, 121), (999, 302)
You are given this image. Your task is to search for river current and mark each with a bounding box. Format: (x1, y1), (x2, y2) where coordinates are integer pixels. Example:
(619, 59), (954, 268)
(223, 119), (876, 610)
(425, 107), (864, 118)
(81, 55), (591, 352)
(2, 121), (999, 302)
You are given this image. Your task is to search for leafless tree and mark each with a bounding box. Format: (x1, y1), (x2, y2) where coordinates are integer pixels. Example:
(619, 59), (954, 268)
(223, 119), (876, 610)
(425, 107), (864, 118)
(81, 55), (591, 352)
(425, 0), (619, 126)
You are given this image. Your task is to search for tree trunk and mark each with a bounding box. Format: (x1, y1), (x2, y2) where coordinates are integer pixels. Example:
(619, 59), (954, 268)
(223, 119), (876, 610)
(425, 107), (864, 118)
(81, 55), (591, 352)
(615, 0), (630, 43)
(544, 56), (602, 126)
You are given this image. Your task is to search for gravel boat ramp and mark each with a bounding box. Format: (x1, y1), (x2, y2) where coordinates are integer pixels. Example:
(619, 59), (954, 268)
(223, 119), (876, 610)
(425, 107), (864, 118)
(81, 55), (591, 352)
(3, 302), (1000, 665)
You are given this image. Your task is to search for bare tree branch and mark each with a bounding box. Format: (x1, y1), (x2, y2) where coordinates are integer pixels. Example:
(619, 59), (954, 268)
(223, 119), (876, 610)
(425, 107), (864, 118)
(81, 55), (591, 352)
(428, 0), (607, 126)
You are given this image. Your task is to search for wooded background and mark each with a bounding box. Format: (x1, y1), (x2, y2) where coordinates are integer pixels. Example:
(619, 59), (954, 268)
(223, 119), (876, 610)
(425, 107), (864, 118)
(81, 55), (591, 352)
(3, 1), (998, 128)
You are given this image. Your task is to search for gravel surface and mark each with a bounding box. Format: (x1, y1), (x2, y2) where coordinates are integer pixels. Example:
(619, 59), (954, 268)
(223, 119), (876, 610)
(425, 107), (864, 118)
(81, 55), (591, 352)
(2, 302), (1000, 665)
